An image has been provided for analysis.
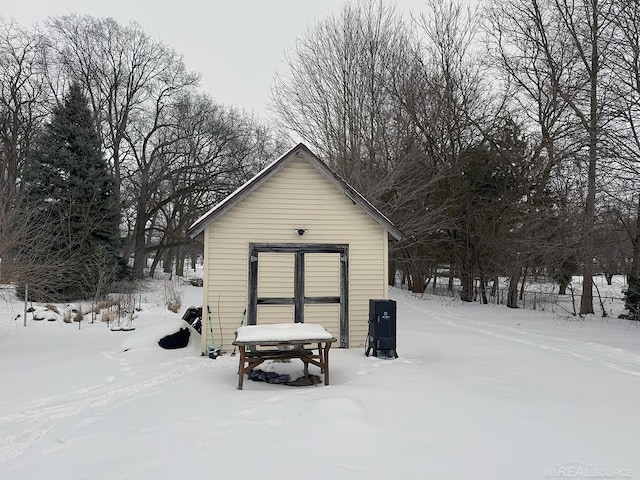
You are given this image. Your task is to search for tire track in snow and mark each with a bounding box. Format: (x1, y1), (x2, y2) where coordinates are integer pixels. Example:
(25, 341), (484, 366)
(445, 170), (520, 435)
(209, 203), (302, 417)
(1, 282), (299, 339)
(399, 298), (640, 378)
(0, 357), (210, 463)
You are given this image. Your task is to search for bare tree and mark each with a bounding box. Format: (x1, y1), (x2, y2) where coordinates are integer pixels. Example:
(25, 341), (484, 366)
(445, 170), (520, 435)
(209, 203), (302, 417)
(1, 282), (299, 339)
(271, 1), (412, 200)
(44, 16), (282, 279)
(45, 16), (194, 208)
(124, 88), (283, 278)
(484, 0), (581, 194)
(484, 0), (585, 301)
(606, 0), (640, 282)
(0, 19), (49, 282)
(401, 0), (501, 299)
(118, 62), (197, 278)
(555, 0), (616, 314)
(484, 0), (615, 313)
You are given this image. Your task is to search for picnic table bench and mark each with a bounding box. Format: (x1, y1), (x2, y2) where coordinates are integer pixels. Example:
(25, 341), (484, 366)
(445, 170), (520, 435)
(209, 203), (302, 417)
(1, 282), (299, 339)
(232, 323), (336, 390)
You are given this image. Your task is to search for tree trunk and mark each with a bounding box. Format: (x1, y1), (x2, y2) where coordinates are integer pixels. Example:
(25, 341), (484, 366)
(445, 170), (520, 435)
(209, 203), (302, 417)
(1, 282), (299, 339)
(632, 194), (640, 279)
(460, 271), (473, 302)
(459, 251), (473, 302)
(175, 246), (185, 277)
(579, 4), (600, 316)
(131, 194), (148, 279)
(408, 268), (427, 294)
(479, 273), (488, 304)
(492, 276), (498, 301)
(149, 233), (168, 278)
(149, 251), (162, 278)
(163, 248), (173, 275)
(507, 265), (520, 309)
(388, 257), (397, 286)
(519, 266), (528, 301)
(579, 150), (596, 315)
(623, 197), (640, 317)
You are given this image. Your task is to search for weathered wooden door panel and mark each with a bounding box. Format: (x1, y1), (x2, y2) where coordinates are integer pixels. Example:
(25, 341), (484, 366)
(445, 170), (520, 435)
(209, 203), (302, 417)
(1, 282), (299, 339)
(304, 303), (340, 339)
(256, 304), (294, 325)
(305, 253), (340, 298)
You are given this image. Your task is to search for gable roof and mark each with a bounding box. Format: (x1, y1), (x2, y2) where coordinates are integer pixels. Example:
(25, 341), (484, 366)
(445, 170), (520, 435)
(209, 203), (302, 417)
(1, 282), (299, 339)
(187, 143), (403, 241)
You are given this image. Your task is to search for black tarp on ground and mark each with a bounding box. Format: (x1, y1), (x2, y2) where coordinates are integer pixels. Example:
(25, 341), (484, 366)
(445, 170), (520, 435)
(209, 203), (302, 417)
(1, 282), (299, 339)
(158, 327), (190, 349)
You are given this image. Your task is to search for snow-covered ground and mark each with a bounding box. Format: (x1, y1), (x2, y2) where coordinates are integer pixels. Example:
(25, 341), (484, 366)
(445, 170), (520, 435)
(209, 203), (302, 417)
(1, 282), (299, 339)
(1, 281), (639, 480)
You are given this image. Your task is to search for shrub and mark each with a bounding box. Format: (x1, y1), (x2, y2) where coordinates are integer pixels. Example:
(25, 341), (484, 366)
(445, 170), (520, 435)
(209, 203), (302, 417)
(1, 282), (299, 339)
(164, 280), (182, 313)
(167, 301), (181, 313)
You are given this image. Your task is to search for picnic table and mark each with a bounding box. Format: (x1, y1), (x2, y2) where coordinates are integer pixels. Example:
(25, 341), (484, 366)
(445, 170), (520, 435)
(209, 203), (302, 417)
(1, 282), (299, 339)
(232, 323), (337, 390)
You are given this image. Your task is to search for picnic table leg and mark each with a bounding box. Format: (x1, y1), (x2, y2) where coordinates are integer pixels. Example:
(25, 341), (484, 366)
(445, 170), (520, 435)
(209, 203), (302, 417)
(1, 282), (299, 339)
(323, 342), (332, 386)
(237, 345), (246, 390)
(317, 342), (324, 373)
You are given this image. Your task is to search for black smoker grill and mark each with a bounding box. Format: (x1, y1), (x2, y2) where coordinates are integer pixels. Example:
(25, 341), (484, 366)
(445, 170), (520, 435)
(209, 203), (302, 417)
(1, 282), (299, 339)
(365, 299), (398, 358)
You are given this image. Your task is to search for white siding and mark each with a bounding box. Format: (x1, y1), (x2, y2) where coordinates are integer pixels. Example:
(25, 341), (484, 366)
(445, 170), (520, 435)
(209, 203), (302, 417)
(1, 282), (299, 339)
(202, 150), (389, 352)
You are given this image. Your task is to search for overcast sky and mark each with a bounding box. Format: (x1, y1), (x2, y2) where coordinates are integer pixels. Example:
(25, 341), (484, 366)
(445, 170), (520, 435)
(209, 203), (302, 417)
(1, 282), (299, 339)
(3, 1), (468, 121)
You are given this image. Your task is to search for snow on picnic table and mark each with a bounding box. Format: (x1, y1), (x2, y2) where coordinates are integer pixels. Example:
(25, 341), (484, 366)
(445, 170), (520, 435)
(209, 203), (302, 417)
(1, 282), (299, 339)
(1, 282), (640, 480)
(234, 322), (335, 343)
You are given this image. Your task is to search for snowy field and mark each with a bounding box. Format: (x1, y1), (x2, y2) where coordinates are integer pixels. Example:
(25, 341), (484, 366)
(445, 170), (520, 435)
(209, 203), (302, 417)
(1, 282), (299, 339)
(1, 281), (640, 480)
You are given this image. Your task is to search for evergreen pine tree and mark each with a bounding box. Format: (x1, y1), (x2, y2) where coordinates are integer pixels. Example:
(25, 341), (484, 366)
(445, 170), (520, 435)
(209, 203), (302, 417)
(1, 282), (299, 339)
(18, 82), (121, 301)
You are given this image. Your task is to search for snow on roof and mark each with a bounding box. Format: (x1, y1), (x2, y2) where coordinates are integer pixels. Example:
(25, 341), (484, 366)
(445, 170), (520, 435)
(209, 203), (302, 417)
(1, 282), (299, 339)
(234, 323), (335, 344)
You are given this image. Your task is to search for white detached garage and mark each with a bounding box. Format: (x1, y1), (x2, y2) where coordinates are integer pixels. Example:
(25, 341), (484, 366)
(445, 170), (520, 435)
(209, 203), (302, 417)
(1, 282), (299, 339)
(187, 143), (402, 353)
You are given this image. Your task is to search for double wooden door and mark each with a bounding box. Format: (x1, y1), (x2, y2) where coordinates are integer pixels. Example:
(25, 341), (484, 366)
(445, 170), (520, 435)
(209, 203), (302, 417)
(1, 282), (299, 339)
(248, 243), (348, 347)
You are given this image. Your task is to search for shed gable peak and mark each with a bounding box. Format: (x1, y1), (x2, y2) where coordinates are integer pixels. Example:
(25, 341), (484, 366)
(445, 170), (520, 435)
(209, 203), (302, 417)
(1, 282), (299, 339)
(187, 143), (402, 240)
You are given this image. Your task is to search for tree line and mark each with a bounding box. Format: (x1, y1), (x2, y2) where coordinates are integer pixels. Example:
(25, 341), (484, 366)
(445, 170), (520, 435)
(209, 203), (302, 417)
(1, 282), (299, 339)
(3, 1), (640, 313)
(271, 0), (640, 313)
(0, 15), (287, 301)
